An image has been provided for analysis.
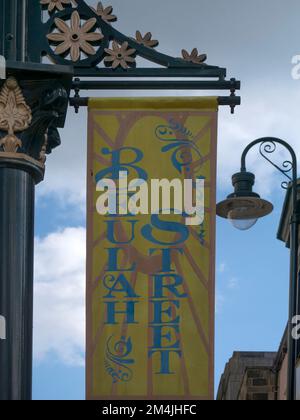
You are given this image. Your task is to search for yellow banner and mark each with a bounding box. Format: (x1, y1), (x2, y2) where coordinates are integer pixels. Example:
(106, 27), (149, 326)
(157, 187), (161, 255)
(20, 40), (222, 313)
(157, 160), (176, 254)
(87, 97), (218, 400)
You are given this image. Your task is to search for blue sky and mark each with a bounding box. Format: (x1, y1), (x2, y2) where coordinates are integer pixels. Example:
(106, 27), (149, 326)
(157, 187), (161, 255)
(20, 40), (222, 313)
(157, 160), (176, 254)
(32, 0), (300, 399)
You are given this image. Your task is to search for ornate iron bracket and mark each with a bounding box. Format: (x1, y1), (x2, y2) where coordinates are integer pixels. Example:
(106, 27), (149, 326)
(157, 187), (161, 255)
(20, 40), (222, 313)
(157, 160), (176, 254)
(36, 0), (240, 113)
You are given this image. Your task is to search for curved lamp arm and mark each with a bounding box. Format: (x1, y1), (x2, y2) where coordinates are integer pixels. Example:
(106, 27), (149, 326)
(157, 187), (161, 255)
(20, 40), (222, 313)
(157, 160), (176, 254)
(241, 137), (297, 187)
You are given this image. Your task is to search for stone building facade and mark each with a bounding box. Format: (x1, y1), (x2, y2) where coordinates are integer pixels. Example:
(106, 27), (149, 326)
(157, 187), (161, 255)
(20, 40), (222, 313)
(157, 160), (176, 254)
(217, 336), (288, 400)
(217, 352), (277, 400)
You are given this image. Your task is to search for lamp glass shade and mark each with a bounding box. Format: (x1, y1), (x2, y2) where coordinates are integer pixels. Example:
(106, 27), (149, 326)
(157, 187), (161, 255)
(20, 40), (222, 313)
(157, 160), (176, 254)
(227, 207), (258, 231)
(216, 196), (273, 230)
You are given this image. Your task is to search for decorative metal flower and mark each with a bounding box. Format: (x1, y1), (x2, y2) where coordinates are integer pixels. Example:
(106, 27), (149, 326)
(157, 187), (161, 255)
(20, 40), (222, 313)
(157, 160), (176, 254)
(104, 41), (136, 69)
(91, 2), (117, 23)
(135, 31), (158, 48)
(47, 10), (103, 62)
(181, 48), (207, 64)
(40, 0), (77, 12)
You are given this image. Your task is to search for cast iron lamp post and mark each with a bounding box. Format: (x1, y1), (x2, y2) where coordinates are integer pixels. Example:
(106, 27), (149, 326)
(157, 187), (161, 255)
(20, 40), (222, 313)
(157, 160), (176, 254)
(216, 137), (299, 400)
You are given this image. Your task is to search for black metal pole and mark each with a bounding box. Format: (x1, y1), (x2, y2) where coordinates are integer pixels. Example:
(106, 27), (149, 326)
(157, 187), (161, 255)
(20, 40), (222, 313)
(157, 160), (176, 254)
(241, 137), (299, 400)
(0, 159), (43, 400)
(287, 175), (298, 401)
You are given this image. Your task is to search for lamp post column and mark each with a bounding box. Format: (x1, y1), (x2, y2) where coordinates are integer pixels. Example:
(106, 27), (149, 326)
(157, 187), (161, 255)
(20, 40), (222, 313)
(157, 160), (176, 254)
(0, 157), (43, 400)
(0, 71), (71, 400)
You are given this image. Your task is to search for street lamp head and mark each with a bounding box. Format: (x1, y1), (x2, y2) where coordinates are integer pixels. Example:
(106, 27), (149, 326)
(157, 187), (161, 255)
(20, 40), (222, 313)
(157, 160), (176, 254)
(216, 171), (273, 230)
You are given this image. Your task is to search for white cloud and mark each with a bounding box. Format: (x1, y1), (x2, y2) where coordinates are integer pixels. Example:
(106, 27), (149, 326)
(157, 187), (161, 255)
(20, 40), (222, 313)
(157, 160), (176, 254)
(33, 227), (86, 366)
(36, 109), (88, 212)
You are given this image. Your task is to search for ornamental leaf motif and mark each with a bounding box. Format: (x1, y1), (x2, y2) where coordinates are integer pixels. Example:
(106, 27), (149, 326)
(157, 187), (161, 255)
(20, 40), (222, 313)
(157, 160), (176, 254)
(0, 78), (32, 153)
